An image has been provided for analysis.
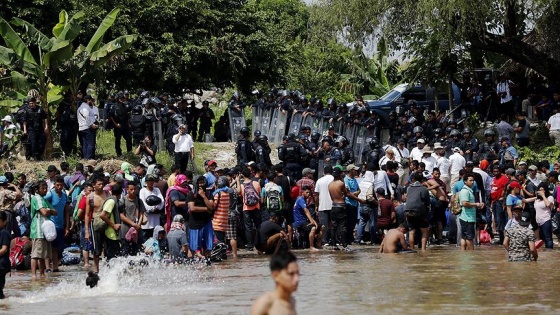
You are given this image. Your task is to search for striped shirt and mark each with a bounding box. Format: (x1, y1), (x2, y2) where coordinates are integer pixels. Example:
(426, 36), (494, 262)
(212, 191), (230, 232)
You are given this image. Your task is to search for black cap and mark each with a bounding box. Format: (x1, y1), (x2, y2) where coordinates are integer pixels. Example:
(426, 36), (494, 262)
(466, 161), (474, 167)
(519, 211), (531, 227)
(84, 95), (94, 100)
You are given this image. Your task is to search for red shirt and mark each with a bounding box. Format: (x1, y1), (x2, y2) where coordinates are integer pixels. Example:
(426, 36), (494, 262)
(377, 199), (395, 229)
(490, 174), (509, 202)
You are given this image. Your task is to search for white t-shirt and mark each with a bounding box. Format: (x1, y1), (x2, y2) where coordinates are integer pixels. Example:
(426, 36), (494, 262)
(449, 152), (466, 175)
(315, 174), (334, 211)
(535, 196), (554, 226)
(410, 147), (424, 162)
(172, 133), (194, 153)
(77, 102), (99, 131)
(548, 113), (560, 131)
(435, 156), (451, 176)
(421, 155), (437, 172)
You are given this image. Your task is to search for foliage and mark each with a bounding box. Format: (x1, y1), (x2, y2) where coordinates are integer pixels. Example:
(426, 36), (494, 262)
(517, 146), (560, 166)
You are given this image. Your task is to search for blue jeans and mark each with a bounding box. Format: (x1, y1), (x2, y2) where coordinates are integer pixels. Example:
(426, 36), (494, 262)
(80, 128), (97, 159)
(492, 201), (507, 243)
(357, 206), (375, 243)
(540, 220), (554, 249)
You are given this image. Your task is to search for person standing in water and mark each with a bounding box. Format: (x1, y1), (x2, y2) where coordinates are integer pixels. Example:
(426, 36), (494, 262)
(0, 211), (10, 298)
(251, 251), (299, 315)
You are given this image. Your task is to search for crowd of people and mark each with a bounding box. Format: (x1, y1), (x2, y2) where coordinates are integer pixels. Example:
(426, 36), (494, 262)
(0, 74), (557, 300)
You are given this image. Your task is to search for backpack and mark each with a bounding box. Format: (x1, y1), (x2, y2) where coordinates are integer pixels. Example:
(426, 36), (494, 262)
(10, 237), (27, 268)
(265, 188), (283, 214)
(92, 195), (109, 233)
(15, 201), (30, 236)
(450, 191), (462, 215)
(72, 193), (85, 222)
(242, 181), (260, 207)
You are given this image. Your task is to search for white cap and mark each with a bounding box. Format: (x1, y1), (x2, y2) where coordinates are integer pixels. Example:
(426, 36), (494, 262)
(1, 115), (12, 123)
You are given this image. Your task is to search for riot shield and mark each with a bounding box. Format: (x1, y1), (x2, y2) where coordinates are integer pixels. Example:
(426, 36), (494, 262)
(152, 120), (164, 151)
(228, 107), (246, 142)
(252, 106), (261, 135)
(317, 159), (325, 178)
(301, 116), (315, 134)
(288, 112), (303, 135)
(353, 126), (366, 165)
(261, 107), (273, 138)
(333, 119), (344, 135)
(344, 124), (356, 144)
(270, 109), (288, 145)
(361, 128), (377, 163)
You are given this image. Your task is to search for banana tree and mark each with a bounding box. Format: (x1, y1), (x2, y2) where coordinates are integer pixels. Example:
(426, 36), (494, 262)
(52, 8), (137, 110)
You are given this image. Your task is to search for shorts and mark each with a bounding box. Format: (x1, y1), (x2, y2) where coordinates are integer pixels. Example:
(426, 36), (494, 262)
(296, 223), (322, 236)
(189, 221), (214, 252)
(79, 224), (93, 252)
(103, 237), (121, 261)
(405, 211), (429, 229)
(31, 239), (52, 259)
(51, 228), (66, 255)
(89, 225), (103, 257)
(460, 219), (476, 240)
(432, 201), (447, 223)
(226, 215), (238, 240)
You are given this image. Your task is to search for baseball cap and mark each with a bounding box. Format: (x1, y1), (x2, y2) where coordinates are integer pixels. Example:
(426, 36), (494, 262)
(302, 168), (315, 175)
(332, 168), (342, 177)
(518, 161), (527, 166)
(505, 168), (516, 175)
(453, 147), (461, 152)
(334, 164), (344, 172)
(466, 161), (474, 167)
(397, 138), (405, 144)
(84, 95), (94, 100)
(508, 181), (521, 189)
(1, 115), (12, 123)
(417, 138), (425, 144)
(528, 165), (538, 171)
(0, 176), (7, 185)
(178, 124), (187, 129)
(519, 211), (531, 227)
(207, 160), (217, 166)
(346, 164), (360, 171)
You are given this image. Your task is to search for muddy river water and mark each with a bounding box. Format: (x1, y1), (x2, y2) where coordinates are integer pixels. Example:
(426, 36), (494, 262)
(1, 245), (558, 314)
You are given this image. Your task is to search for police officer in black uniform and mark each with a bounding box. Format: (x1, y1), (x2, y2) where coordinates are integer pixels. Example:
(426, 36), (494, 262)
(462, 127), (480, 161)
(197, 100), (215, 142)
(109, 94), (133, 156)
(103, 93), (116, 130)
(236, 127), (255, 165)
(477, 129), (500, 161)
(363, 138), (383, 170)
(56, 97), (78, 156)
(22, 97), (48, 160)
(254, 135), (272, 167)
(278, 133), (307, 181)
(129, 105), (147, 145)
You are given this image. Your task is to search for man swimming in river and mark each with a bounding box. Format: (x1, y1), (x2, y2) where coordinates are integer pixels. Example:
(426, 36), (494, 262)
(379, 224), (409, 253)
(251, 251), (299, 315)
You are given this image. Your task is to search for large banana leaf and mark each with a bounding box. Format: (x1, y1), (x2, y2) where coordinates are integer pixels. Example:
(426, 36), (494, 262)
(0, 99), (21, 108)
(0, 46), (17, 66)
(43, 40), (72, 69)
(53, 10), (84, 41)
(11, 18), (53, 51)
(86, 8), (121, 54)
(90, 34), (138, 66)
(0, 17), (37, 67)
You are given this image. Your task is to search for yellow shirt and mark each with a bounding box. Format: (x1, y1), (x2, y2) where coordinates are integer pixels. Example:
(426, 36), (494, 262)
(103, 199), (118, 241)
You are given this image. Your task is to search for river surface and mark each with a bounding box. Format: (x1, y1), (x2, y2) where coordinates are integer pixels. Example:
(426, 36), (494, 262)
(1, 245), (559, 314)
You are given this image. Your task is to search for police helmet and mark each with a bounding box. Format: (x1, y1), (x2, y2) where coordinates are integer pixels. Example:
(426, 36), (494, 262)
(369, 137), (380, 148)
(389, 111), (397, 117)
(445, 127), (452, 134)
(282, 135), (290, 141)
(232, 91), (240, 99)
(202, 100), (209, 106)
(258, 135), (268, 143)
(132, 105), (143, 114)
(254, 130), (261, 137)
(463, 127), (471, 134)
(484, 129), (496, 137)
(240, 126), (250, 137)
(447, 118), (456, 125)
(327, 98), (336, 106)
(336, 136), (348, 144)
(434, 128), (442, 134)
(298, 134), (307, 141)
(311, 132), (321, 141)
(322, 135), (333, 144)
(288, 133), (296, 141)
(450, 129), (460, 137)
(413, 126), (423, 134)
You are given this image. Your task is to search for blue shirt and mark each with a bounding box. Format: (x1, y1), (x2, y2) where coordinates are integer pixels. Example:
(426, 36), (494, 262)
(506, 194), (523, 208)
(204, 172), (217, 188)
(452, 180), (479, 194)
(293, 196), (308, 228)
(45, 189), (68, 229)
(344, 176), (359, 207)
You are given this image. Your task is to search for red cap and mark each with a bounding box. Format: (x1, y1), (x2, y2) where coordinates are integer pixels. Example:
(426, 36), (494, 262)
(207, 160), (217, 166)
(509, 181), (521, 189)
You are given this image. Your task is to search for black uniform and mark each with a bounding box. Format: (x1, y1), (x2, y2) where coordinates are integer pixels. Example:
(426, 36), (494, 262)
(56, 100), (78, 156)
(23, 105), (47, 160)
(197, 107), (215, 142)
(236, 136), (255, 165)
(278, 140), (307, 181)
(109, 101), (132, 156)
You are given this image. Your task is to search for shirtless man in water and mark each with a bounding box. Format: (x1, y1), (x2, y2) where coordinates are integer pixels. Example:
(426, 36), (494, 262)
(84, 177), (108, 272)
(251, 251), (299, 315)
(379, 224), (409, 253)
(328, 168), (350, 250)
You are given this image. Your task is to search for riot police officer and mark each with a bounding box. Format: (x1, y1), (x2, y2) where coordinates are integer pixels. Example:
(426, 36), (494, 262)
(236, 127), (255, 165)
(130, 105), (147, 145)
(462, 127), (479, 161)
(255, 135), (272, 167)
(22, 97), (48, 160)
(408, 126), (424, 148)
(445, 129), (464, 157)
(197, 100), (215, 142)
(477, 129), (500, 161)
(56, 97), (78, 156)
(109, 94), (133, 156)
(363, 137), (383, 170)
(103, 93), (116, 130)
(278, 133), (307, 181)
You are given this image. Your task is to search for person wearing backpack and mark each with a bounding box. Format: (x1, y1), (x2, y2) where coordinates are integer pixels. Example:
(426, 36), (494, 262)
(99, 184), (123, 261)
(0, 176), (22, 237)
(237, 168), (262, 251)
(30, 180), (57, 279)
(73, 181), (93, 269)
(44, 176), (71, 272)
(261, 173), (284, 222)
(0, 211), (11, 298)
